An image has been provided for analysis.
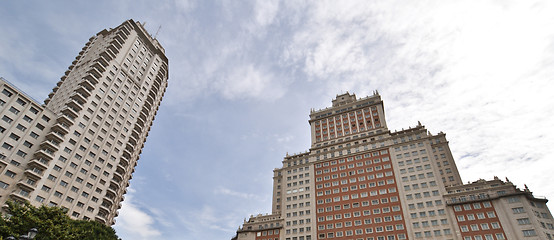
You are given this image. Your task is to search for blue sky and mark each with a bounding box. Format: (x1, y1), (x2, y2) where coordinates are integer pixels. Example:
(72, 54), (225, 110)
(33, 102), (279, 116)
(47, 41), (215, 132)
(1, 1), (554, 239)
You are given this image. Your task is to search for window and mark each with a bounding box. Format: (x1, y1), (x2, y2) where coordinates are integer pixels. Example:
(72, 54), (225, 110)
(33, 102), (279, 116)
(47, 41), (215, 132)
(16, 150), (27, 157)
(2, 142), (13, 150)
(47, 174), (57, 181)
(35, 196), (45, 203)
(512, 207), (525, 214)
(4, 170), (16, 178)
(9, 133), (20, 141)
(2, 115), (13, 123)
(518, 218), (531, 225)
(23, 141), (33, 148)
(523, 229), (537, 237)
(9, 107), (20, 115)
(23, 115), (32, 122)
(29, 107), (38, 114)
(41, 185), (51, 192)
(30, 131), (39, 139)
(2, 89), (13, 97)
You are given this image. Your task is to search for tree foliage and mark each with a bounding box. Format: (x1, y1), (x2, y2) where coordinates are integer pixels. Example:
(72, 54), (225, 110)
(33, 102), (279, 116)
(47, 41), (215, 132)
(0, 201), (119, 240)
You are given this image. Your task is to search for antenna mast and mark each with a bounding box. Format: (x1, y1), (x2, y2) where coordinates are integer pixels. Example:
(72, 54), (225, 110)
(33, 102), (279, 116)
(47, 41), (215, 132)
(154, 25), (162, 39)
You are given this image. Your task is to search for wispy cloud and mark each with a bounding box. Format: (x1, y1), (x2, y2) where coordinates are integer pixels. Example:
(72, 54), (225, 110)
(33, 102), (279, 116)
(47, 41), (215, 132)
(214, 186), (262, 200)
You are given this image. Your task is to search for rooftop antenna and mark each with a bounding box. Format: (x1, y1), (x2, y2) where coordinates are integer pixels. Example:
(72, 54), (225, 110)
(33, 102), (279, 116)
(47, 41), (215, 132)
(154, 25), (162, 39)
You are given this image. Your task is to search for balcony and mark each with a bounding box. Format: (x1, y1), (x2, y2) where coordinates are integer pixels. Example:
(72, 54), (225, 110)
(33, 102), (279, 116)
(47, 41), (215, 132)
(67, 99), (83, 111)
(97, 55), (110, 68)
(128, 135), (137, 146)
(103, 196), (114, 206)
(75, 86), (92, 97)
(70, 92), (87, 104)
(9, 191), (30, 202)
(109, 40), (122, 50)
(110, 180), (121, 190)
(131, 129), (140, 140)
(144, 98), (152, 110)
(125, 143), (134, 153)
(91, 62), (106, 74)
(24, 169), (42, 180)
(17, 179), (36, 191)
(122, 149), (131, 160)
(99, 204), (110, 214)
(114, 34), (125, 44)
(113, 171), (123, 182)
(29, 159), (49, 170)
(139, 111), (148, 121)
(40, 139), (60, 151)
(61, 107), (78, 120)
(119, 157), (129, 168)
(141, 105), (150, 115)
(57, 114), (74, 126)
(95, 215), (107, 225)
(100, 51), (113, 62)
(133, 125), (143, 134)
(45, 131), (64, 143)
(110, 181), (120, 191)
(79, 78), (94, 90)
(87, 66), (103, 79)
(34, 149), (54, 161)
(117, 30), (128, 40)
(106, 49), (117, 59)
(52, 122), (69, 134)
(106, 187), (117, 196)
(116, 165), (126, 175)
(107, 45), (119, 55)
(136, 115), (145, 127)
(151, 83), (159, 93)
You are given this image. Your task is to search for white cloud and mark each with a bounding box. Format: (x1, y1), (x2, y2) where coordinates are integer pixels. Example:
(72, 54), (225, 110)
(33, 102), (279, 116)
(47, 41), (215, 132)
(214, 64), (285, 100)
(174, 0), (195, 13)
(114, 189), (162, 239)
(177, 205), (240, 237)
(280, 0), (554, 202)
(254, 0), (279, 28)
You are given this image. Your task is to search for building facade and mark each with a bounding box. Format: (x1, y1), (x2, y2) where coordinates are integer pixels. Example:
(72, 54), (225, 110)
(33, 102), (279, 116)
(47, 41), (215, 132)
(233, 92), (554, 240)
(0, 19), (168, 225)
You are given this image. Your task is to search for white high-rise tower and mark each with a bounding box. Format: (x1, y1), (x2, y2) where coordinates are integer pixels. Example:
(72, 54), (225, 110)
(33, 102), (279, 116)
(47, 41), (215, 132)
(0, 19), (168, 225)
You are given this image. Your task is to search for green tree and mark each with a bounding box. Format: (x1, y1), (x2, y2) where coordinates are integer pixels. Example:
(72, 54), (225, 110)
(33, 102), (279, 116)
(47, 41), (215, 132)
(0, 201), (119, 240)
